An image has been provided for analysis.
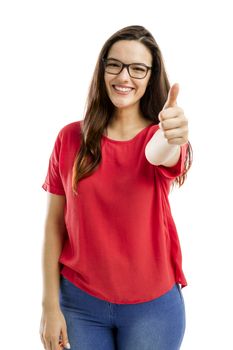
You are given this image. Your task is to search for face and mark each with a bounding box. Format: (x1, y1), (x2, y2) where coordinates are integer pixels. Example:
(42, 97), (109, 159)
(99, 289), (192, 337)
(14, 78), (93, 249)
(104, 40), (152, 111)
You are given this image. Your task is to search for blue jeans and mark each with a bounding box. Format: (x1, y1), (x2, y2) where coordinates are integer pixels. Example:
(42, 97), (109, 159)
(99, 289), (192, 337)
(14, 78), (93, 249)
(59, 275), (186, 350)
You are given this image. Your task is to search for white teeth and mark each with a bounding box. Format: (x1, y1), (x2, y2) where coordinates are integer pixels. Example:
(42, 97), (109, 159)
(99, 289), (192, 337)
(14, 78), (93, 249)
(114, 85), (133, 92)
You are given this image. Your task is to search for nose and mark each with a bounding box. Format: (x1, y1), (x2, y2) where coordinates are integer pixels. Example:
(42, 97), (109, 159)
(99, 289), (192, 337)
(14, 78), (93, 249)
(117, 66), (131, 80)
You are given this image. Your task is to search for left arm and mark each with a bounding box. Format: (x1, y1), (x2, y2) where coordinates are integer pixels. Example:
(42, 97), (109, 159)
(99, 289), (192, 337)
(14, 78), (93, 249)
(145, 83), (189, 167)
(145, 128), (181, 167)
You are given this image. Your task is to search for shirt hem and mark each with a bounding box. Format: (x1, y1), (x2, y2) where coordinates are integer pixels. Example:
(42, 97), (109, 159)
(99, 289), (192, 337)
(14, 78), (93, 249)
(60, 268), (187, 304)
(42, 182), (65, 195)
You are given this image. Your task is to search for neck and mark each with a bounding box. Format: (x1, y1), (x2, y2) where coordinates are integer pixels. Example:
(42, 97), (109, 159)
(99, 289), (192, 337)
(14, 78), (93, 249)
(109, 106), (147, 130)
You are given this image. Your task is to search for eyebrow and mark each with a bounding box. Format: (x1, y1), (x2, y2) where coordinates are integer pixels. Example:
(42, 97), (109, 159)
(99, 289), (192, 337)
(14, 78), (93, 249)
(107, 57), (151, 66)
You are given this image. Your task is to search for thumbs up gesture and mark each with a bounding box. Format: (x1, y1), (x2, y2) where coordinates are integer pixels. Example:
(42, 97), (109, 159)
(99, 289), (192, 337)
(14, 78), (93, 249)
(158, 83), (189, 145)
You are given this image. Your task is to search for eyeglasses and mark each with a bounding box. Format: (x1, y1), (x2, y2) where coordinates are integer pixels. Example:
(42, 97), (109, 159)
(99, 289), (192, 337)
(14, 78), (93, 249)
(102, 58), (152, 79)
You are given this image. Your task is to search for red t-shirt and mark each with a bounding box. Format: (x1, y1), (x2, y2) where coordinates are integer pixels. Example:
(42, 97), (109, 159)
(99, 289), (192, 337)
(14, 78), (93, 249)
(42, 120), (188, 304)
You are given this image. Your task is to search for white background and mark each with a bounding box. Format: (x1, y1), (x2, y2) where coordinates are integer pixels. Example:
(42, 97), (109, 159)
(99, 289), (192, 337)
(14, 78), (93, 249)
(0, 0), (232, 349)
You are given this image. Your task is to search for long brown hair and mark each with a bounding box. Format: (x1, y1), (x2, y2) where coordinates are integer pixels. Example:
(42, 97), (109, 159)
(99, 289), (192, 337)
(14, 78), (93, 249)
(72, 25), (193, 194)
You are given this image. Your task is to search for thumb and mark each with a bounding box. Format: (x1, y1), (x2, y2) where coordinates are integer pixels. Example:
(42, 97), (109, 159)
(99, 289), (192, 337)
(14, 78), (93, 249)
(61, 327), (71, 349)
(162, 83), (179, 110)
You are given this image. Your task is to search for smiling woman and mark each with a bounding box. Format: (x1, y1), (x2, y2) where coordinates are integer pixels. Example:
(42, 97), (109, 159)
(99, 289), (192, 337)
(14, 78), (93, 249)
(103, 40), (152, 111)
(40, 25), (193, 350)
(71, 27), (192, 190)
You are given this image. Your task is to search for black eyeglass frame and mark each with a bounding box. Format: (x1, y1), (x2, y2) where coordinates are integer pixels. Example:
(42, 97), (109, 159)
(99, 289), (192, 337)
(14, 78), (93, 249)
(102, 58), (152, 79)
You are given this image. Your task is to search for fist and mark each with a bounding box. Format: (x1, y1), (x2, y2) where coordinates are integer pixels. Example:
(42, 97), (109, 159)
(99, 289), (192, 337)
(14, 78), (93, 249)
(158, 83), (189, 145)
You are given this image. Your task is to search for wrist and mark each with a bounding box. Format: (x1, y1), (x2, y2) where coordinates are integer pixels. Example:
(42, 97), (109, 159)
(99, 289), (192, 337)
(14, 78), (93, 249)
(145, 128), (180, 165)
(42, 298), (60, 310)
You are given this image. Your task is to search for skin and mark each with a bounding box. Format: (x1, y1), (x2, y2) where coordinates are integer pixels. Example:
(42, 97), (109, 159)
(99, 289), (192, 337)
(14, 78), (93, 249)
(39, 40), (189, 350)
(40, 194), (70, 350)
(159, 83), (189, 146)
(104, 39), (189, 165)
(104, 40), (153, 138)
(146, 83), (189, 167)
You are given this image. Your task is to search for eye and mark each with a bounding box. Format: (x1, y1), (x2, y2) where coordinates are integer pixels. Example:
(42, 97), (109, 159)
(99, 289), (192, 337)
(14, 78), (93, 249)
(107, 63), (120, 67)
(106, 60), (121, 68)
(131, 65), (147, 72)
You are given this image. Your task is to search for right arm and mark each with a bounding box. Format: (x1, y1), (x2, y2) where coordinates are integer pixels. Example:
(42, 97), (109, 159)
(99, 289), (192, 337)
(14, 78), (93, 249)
(41, 193), (66, 309)
(40, 193), (70, 349)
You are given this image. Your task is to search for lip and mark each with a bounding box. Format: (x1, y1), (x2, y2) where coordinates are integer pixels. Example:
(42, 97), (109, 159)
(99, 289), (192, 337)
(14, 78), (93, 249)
(112, 84), (134, 95)
(112, 84), (134, 89)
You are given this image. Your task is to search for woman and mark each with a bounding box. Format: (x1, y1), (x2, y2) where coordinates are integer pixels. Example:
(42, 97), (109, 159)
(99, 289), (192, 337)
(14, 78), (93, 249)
(39, 25), (193, 350)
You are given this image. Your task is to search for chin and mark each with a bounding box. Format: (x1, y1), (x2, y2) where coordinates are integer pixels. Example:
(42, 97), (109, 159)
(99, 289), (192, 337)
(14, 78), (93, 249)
(113, 103), (133, 110)
(111, 98), (137, 109)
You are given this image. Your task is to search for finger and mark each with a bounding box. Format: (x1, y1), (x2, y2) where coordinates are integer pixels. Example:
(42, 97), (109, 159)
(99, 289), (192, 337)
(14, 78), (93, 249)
(51, 340), (58, 350)
(161, 105), (183, 119)
(162, 83), (179, 110)
(52, 337), (62, 350)
(56, 340), (64, 350)
(164, 126), (187, 139)
(44, 338), (52, 350)
(161, 114), (187, 130)
(40, 332), (46, 349)
(40, 322), (47, 349)
(46, 336), (59, 350)
(60, 328), (71, 349)
(41, 339), (46, 349)
(167, 137), (187, 145)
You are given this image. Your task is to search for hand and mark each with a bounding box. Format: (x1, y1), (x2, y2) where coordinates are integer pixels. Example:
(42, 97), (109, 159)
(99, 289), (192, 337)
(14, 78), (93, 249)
(158, 83), (189, 145)
(39, 307), (71, 349)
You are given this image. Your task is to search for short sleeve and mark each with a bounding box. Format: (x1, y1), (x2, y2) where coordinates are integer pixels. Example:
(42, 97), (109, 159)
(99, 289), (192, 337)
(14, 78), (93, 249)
(42, 131), (66, 195)
(155, 143), (188, 179)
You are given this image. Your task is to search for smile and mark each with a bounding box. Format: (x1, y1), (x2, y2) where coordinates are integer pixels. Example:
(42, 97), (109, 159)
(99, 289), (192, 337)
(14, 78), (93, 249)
(112, 85), (134, 94)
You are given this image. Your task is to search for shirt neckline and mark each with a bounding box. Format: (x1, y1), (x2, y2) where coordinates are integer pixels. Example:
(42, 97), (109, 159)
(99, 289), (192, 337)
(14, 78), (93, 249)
(102, 123), (155, 144)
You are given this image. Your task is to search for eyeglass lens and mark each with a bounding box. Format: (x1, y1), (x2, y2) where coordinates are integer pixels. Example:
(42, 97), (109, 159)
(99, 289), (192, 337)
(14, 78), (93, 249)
(104, 59), (148, 78)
